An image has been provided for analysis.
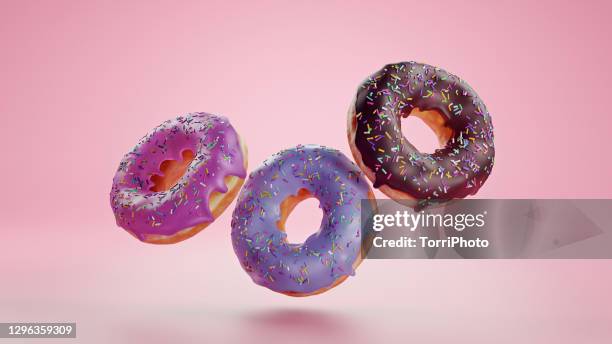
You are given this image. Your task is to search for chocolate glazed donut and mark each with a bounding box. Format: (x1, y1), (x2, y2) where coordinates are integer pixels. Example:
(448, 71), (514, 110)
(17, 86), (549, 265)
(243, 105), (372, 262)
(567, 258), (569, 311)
(348, 62), (494, 204)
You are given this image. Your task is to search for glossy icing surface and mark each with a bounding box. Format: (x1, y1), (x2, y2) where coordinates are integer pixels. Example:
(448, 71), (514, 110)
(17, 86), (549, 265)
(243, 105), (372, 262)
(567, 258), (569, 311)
(111, 113), (246, 241)
(231, 145), (371, 294)
(353, 62), (495, 200)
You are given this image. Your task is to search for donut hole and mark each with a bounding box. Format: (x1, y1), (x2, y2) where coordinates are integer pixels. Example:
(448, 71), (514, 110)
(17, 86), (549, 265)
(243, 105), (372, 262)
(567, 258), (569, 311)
(276, 189), (323, 244)
(150, 149), (195, 192)
(400, 108), (453, 153)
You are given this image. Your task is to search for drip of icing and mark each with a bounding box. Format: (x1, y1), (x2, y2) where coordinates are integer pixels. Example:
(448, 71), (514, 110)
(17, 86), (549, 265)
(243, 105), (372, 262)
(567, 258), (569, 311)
(110, 112), (246, 241)
(231, 145), (372, 295)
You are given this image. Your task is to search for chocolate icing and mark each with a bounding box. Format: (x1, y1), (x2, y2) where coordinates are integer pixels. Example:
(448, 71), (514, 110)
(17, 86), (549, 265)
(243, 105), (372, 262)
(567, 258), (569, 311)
(352, 62), (495, 200)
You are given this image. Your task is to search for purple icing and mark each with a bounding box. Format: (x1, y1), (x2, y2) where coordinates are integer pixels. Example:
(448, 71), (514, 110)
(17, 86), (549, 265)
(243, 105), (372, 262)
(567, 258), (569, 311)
(110, 112), (246, 241)
(231, 145), (372, 295)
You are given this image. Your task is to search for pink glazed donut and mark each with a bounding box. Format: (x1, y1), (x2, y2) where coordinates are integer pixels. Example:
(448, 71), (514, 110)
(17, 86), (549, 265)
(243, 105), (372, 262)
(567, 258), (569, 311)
(110, 112), (247, 244)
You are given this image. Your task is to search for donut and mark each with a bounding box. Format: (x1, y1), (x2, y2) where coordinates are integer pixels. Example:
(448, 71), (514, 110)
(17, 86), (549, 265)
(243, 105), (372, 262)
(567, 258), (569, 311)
(110, 112), (247, 244)
(231, 145), (376, 296)
(348, 61), (495, 204)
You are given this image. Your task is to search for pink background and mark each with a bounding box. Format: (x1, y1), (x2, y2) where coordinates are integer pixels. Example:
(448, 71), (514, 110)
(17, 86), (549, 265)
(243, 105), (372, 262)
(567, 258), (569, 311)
(1, 0), (612, 342)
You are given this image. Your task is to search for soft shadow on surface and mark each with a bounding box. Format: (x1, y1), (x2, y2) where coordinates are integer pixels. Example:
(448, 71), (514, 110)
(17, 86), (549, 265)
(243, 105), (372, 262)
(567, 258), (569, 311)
(107, 307), (376, 343)
(236, 308), (373, 344)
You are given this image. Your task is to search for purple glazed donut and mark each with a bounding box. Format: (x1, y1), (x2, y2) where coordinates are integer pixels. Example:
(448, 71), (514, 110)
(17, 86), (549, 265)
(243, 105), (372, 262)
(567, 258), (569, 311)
(110, 112), (247, 244)
(231, 145), (376, 296)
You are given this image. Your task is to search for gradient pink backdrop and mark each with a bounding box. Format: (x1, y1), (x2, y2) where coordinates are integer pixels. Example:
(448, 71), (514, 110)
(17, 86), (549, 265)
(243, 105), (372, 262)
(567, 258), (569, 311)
(1, 0), (612, 343)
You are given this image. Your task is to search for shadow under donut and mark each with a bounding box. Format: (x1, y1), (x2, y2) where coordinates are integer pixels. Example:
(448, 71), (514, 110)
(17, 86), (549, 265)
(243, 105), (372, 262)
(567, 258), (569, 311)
(236, 308), (373, 344)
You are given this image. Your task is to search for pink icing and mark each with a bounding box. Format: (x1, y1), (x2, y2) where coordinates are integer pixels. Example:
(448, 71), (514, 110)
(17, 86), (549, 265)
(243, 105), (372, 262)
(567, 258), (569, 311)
(110, 112), (246, 241)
